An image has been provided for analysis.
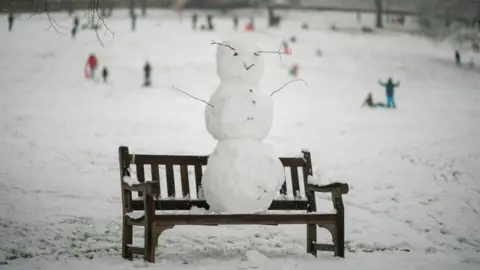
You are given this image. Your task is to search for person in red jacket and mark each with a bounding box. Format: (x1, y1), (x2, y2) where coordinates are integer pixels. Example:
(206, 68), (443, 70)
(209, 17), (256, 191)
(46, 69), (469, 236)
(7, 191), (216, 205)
(85, 54), (98, 79)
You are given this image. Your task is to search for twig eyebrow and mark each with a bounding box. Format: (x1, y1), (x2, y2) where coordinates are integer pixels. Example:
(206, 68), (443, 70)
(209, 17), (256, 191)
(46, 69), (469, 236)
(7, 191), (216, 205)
(211, 41), (236, 51)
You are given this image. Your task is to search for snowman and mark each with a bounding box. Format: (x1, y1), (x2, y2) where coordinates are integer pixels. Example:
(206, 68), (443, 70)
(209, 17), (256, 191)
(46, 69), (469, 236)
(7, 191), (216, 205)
(201, 39), (285, 214)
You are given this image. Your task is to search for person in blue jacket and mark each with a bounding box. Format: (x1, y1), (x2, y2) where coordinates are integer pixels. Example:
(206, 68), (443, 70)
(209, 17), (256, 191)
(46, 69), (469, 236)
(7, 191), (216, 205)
(379, 78), (400, 108)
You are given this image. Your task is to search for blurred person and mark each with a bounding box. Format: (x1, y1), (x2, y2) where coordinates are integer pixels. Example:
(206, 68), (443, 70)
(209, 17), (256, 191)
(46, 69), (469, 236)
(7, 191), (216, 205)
(362, 93), (385, 108)
(73, 15), (79, 29)
(85, 54), (98, 79)
(192, 13), (198, 30)
(378, 77), (400, 109)
(143, 61), (151, 87)
(131, 13), (137, 31)
(455, 50), (461, 65)
(102, 66), (109, 83)
(207, 14), (214, 31)
(289, 64), (299, 77)
(8, 13), (14, 32)
(233, 15), (239, 31)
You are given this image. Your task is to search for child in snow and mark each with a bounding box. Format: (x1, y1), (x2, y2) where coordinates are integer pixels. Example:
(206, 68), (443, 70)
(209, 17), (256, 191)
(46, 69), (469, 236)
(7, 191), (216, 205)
(102, 66), (109, 83)
(362, 93), (385, 108)
(85, 54), (98, 79)
(378, 78), (400, 109)
(143, 62), (151, 87)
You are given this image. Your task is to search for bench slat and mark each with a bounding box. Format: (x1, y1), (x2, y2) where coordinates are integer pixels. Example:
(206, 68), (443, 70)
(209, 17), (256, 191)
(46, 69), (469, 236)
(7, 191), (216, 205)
(166, 164), (175, 197)
(153, 213), (337, 225)
(131, 199), (309, 211)
(291, 166), (300, 197)
(180, 165), (190, 197)
(194, 164), (203, 197)
(134, 155), (208, 165)
(132, 154), (304, 167)
(313, 243), (335, 252)
(151, 164), (160, 196)
(280, 157), (306, 167)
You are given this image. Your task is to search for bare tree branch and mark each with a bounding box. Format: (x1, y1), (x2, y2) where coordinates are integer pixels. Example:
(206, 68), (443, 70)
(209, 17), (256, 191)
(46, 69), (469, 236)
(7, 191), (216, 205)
(26, 0), (114, 46)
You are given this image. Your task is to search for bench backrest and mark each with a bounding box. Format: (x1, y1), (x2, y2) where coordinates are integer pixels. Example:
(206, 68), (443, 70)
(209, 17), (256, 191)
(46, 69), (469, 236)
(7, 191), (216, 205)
(119, 146), (314, 211)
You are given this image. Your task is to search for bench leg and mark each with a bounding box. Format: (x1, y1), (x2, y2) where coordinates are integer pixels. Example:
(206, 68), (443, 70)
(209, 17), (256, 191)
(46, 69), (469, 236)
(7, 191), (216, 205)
(335, 216), (345, 257)
(306, 224), (317, 256)
(122, 217), (133, 260)
(144, 221), (156, 263)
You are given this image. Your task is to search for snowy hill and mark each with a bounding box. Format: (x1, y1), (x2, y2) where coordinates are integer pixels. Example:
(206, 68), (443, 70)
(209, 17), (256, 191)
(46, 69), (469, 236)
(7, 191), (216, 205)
(0, 9), (479, 270)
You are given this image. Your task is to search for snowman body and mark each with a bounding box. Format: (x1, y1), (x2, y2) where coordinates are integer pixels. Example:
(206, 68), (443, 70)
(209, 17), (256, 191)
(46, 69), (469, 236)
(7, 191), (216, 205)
(205, 81), (274, 141)
(202, 39), (284, 214)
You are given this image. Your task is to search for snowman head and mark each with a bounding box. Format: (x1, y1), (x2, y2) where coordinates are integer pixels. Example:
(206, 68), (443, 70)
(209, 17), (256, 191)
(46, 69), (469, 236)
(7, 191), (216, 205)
(214, 39), (265, 83)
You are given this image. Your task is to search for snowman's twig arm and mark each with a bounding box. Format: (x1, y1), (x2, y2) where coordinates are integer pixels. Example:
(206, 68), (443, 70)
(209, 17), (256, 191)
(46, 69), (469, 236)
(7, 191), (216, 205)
(171, 86), (214, 108)
(269, 78), (307, 97)
(256, 41), (286, 60)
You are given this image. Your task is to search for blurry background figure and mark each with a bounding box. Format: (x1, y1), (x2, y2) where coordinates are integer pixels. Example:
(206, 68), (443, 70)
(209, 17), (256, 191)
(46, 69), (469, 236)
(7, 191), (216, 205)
(102, 67), (109, 83)
(71, 15), (79, 39)
(192, 13), (198, 30)
(143, 62), (152, 87)
(289, 64), (299, 77)
(71, 27), (77, 39)
(131, 13), (137, 31)
(378, 77), (400, 109)
(8, 13), (14, 32)
(245, 17), (254, 31)
(233, 15), (239, 31)
(362, 93), (385, 108)
(357, 12), (362, 23)
(73, 15), (79, 29)
(85, 54), (98, 79)
(267, 7), (281, 27)
(207, 15), (214, 31)
(455, 50), (461, 65)
(283, 41), (292, 55)
(171, 0), (187, 22)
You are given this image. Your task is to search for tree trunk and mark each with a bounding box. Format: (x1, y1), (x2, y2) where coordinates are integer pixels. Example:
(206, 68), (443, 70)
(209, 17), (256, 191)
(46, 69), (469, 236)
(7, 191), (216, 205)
(375, 0), (383, 29)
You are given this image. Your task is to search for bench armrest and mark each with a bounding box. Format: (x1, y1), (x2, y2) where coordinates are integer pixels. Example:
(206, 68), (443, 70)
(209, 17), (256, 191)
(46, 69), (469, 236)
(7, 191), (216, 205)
(307, 182), (349, 194)
(123, 182), (159, 196)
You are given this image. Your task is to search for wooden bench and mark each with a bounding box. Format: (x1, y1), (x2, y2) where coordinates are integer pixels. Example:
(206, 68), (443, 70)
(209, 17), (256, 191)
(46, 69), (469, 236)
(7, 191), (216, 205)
(119, 146), (349, 263)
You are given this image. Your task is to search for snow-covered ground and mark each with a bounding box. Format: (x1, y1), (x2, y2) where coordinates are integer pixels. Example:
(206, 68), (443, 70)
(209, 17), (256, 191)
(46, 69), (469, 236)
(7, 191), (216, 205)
(1, 9), (479, 270)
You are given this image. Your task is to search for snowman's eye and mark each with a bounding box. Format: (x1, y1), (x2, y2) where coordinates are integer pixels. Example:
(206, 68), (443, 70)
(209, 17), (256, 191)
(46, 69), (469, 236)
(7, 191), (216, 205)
(254, 52), (259, 56)
(233, 52), (238, 56)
